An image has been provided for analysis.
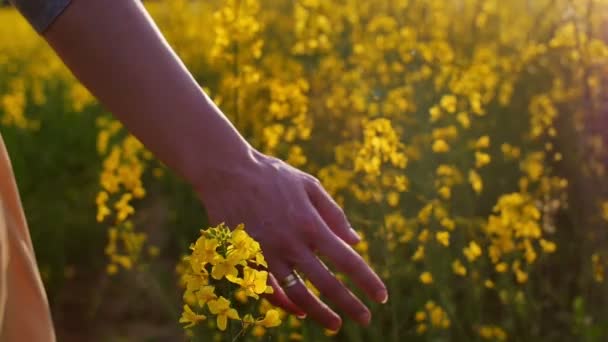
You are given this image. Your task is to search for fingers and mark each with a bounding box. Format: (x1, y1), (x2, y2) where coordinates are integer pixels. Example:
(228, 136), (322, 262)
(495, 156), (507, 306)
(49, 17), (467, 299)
(305, 178), (361, 245)
(270, 259), (342, 331)
(296, 251), (371, 326)
(264, 272), (306, 318)
(315, 227), (388, 304)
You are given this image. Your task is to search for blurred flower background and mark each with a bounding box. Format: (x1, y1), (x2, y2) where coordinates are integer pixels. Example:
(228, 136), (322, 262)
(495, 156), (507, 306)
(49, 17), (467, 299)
(2, 0), (608, 340)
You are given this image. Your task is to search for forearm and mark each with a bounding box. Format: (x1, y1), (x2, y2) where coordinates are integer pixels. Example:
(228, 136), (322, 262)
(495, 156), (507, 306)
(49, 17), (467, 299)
(43, 0), (257, 191)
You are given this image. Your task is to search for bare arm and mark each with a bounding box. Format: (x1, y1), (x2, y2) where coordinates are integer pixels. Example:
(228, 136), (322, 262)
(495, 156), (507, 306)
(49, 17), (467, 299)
(37, 0), (386, 330)
(44, 0), (254, 192)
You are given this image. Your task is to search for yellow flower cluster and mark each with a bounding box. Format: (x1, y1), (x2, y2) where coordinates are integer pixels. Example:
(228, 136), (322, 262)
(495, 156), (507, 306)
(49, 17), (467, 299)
(320, 118), (409, 208)
(292, 0), (335, 56)
(1, 78), (38, 130)
(104, 222), (146, 275)
(478, 324), (508, 341)
(95, 117), (154, 274)
(484, 193), (557, 284)
(262, 79), (312, 167)
(179, 223), (281, 333)
(414, 301), (450, 334)
(592, 253), (604, 283)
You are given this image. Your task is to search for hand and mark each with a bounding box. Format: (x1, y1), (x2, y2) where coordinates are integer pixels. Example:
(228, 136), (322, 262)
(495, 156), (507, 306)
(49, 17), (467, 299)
(195, 150), (388, 331)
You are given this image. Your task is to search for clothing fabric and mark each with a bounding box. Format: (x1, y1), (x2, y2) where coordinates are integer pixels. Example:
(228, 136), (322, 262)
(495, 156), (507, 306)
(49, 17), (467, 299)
(0, 134), (56, 341)
(2, 1), (70, 339)
(8, 0), (72, 33)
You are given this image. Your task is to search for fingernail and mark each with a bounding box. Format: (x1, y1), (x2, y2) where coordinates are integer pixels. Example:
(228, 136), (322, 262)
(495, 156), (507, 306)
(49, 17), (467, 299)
(376, 289), (389, 304)
(331, 319), (342, 332)
(349, 228), (361, 243)
(359, 310), (371, 325)
(296, 313), (307, 319)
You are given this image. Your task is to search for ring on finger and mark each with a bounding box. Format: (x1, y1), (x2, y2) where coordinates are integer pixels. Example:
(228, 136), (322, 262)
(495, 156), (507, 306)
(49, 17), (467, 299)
(281, 271), (302, 288)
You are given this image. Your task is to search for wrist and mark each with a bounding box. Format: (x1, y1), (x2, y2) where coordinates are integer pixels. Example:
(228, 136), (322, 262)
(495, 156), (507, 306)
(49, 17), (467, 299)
(190, 146), (265, 201)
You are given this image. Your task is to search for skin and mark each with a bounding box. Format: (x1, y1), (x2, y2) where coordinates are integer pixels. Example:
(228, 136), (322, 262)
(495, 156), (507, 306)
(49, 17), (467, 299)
(42, 0), (388, 331)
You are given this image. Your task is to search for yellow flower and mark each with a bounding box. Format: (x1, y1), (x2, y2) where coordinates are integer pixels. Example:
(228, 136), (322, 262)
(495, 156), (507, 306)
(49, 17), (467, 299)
(501, 143), (521, 159)
(515, 269), (528, 283)
(185, 273), (208, 293)
(415, 311), (427, 322)
(479, 325), (493, 339)
(420, 271), (433, 284)
(429, 106), (442, 122)
(540, 239), (557, 253)
(512, 261), (528, 283)
(252, 325), (266, 337)
(469, 92), (484, 115)
(469, 169), (483, 194)
(193, 236), (219, 259)
(457, 112), (470, 128)
(521, 152), (544, 181)
(429, 305), (449, 328)
(226, 267), (271, 299)
(114, 193), (134, 223)
(257, 309), (282, 328)
(592, 253), (604, 283)
(106, 264), (118, 275)
(463, 241), (482, 262)
(495, 262), (508, 273)
(440, 218), (456, 230)
(211, 254), (240, 280)
(242, 313), (256, 326)
(440, 94), (457, 113)
(479, 325), (507, 340)
(387, 191), (400, 207)
(234, 288), (249, 304)
(418, 229), (430, 243)
(475, 135), (490, 149)
(452, 259), (467, 276)
(412, 245), (425, 261)
(96, 205), (111, 223)
(524, 242), (537, 265)
(195, 285), (217, 307)
(601, 201), (608, 222)
(475, 152), (491, 168)
(418, 203), (434, 224)
(230, 226), (259, 260)
(207, 296), (240, 331)
(436, 231), (450, 247)
(96, 191), (109, 207)
(438, 186), (451, 199)
(179, 304), (206, 328)
(254, 252), (268, 268)
(432, 139), (450, 153)
(432, 126), (458, 140)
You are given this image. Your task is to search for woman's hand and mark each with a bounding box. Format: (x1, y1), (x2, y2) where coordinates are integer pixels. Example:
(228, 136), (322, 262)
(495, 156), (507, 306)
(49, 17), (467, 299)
(195, 150), (388, 331)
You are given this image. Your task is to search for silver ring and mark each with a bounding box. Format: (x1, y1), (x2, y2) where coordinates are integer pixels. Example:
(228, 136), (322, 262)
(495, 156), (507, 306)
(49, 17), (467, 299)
(281, 272), (301, 288)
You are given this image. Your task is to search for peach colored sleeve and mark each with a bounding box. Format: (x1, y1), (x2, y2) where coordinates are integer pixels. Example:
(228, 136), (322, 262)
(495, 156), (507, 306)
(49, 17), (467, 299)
(0, 186), (8, 336)
(0, 134), (56, 342)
